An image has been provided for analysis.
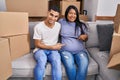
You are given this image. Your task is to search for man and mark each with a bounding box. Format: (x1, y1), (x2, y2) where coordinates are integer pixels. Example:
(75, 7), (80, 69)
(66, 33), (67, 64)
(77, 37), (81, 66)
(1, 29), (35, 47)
(33, 6), (64, 80)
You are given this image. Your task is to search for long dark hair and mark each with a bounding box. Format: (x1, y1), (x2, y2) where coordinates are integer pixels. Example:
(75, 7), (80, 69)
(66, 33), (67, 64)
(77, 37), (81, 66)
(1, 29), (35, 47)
(65, 5), (87, 35)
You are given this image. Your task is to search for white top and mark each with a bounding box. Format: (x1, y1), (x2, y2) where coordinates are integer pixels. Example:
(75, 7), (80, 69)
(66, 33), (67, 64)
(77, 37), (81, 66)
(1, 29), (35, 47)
(33, 21), (61, 52)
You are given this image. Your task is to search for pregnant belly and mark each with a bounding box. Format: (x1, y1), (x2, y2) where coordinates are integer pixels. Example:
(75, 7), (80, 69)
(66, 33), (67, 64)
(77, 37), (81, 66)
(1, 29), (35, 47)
(62, 39), (84, 52)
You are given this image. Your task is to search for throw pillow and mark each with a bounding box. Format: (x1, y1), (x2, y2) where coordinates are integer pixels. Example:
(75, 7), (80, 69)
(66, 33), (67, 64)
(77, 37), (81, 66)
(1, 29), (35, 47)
(97, 24), (114, 51)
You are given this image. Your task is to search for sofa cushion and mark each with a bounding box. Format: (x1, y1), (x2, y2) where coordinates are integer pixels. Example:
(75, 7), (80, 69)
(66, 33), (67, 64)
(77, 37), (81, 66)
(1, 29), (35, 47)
(97, 24), (114, 51)
(11, 53), (35, 77)
(29, 22), (40, 49)
(86, 22), (99, 48)
(87, 48), (120, 80)
(86, 51), (99, 75)
(11, 52), (98, 77)
(96, 75), (103, 80)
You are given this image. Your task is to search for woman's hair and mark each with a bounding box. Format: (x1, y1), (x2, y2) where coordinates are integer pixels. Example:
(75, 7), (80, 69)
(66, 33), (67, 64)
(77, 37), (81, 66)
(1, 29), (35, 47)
(65, 5), (87, 35)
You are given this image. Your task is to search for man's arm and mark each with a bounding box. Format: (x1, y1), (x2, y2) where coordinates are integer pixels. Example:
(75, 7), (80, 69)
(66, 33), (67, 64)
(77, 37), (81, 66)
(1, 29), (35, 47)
(34, 39), (64, 50)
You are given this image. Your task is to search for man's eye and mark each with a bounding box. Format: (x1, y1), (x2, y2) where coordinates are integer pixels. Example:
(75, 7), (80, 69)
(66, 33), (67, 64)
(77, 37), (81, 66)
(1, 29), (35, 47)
(55, 16), (58, 18)
(50, 13), (54, 16)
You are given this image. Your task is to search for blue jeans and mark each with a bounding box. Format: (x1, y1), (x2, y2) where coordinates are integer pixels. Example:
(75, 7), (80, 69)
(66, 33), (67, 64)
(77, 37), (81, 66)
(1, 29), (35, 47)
(60, 50), (89, 80)
(34, 49), (62, 80)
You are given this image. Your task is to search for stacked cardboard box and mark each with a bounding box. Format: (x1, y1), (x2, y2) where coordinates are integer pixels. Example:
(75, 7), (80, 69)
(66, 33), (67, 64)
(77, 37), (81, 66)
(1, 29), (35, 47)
(113, 4), (120, 33)
(107, 52), (120, 70)
(6, 0), (48, 17)
(0, 12), (30, 61)
(107, 4), (120, 70)
(60, 1), (88, 21)
(107, 33), (120, 70)
(0, 12), (28, 36)
(60, 1), (80, 15)
(5, 35), (30, 61)
(0, 38), (12, 80)
(49, 0), (81, 17)
(79, 14), (88, 21)
(3, 0), (48, 80)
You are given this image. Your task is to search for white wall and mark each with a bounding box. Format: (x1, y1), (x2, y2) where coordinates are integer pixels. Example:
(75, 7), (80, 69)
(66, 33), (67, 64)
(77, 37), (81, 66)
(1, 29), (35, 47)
(84, 0), (120, 21)
(97, 0), (120, 16)
(84, 0), (98, 21)
(0, 0), (6, 11)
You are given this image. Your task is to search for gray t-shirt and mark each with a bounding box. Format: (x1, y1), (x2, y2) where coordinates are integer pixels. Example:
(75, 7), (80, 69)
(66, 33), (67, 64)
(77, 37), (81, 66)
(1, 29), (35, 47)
(59, 18), (88, 53)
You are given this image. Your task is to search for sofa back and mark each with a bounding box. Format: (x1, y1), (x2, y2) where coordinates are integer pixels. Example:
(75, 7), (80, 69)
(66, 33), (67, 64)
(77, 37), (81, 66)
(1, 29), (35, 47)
(29, 21), (114, 50)
(29, 22), (40, 49)
(29, 21), (100, 49)
(85, 22), (99, 48)
(86, 21), (114, 49)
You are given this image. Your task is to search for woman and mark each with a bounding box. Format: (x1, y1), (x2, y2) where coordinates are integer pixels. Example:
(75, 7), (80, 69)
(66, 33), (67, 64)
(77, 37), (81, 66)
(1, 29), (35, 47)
(59, 5), (89, 80)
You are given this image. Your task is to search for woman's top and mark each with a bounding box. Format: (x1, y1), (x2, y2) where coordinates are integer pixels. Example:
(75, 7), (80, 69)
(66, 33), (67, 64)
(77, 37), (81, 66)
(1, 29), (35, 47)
(59, 18), (88, 53)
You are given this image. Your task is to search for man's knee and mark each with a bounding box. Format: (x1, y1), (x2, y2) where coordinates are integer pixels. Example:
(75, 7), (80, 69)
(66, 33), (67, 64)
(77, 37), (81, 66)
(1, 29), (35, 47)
(34, 50), (47, 66)
(34, 50), (46, 59)
(51, 51), (61, 60)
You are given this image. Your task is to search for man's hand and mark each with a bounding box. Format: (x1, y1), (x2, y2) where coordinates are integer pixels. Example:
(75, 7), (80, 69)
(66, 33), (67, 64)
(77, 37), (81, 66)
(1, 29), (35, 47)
(34, 39), (65, 50)
(52, 43), (65, 50)
(78, 34), (88, 42)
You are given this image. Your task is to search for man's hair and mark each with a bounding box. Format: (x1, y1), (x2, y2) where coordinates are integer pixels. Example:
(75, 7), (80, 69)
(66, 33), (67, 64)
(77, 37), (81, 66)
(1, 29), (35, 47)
(49, 5), (60, 13)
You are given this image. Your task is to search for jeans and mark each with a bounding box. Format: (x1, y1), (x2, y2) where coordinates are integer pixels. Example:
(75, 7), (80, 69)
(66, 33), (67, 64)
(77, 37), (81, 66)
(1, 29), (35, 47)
(60, 50), (89, 80)
(34, 49), (62, 80)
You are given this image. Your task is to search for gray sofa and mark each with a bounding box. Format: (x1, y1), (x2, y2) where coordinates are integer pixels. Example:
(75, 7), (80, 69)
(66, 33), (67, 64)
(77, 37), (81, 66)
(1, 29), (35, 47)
(9, 21), (120, 80)
(9, 21), (98, 80)
(86, 22), (120, 80)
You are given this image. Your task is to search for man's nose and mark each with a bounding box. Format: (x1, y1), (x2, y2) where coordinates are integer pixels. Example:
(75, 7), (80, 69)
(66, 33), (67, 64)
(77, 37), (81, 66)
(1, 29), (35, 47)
(51, 16), (56, 20)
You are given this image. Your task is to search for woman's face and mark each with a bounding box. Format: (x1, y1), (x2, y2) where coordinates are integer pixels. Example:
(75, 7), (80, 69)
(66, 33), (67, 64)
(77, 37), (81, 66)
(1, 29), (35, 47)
(67, 9), (77, 22)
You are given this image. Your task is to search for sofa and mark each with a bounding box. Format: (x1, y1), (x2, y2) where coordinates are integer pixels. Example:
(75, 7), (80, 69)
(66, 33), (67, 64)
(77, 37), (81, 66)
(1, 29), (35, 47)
(86, 21), (120, 80)
(9, 21), (120, 80)
(9, 21), (98, 80)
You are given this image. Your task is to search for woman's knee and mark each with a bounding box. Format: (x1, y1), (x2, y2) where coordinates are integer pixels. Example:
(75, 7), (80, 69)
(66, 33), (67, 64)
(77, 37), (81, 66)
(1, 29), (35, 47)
(75, 51), (89, 67)
(60, 51), (73, 60)
(60, 51), (75, 68)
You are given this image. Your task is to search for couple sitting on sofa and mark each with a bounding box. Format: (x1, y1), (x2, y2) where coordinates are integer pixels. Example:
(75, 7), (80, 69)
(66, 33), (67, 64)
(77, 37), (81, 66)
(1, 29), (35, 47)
(33, 5), (89, 80)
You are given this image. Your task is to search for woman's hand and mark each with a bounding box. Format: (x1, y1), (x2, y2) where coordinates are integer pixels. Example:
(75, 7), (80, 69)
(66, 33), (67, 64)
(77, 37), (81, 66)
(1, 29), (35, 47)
(78, 34), (88, 42)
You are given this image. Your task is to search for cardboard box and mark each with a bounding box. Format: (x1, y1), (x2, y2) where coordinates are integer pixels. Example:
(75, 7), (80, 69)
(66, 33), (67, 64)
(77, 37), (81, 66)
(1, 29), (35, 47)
(4, 34), (30, 61)
(116, 24), (120, 34)
(107, 52), (120, 70)
(60, 1), (80, 15)
(29, 17), (46, 22)
(0, 12), (28, 37)
(114, 4), (120, 33)
(114, 22), (120, 34)
(79, 15), (88, 21)
(6, 0), (48, 17)
(0, 38), (12, 80)
(109, 33), (120, 59)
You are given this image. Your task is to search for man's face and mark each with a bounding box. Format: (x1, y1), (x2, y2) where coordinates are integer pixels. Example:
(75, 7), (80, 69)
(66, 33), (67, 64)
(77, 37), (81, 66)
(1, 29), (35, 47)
(47, 9), (59, 24)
